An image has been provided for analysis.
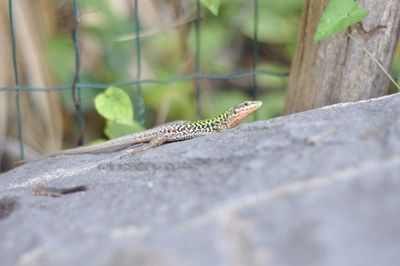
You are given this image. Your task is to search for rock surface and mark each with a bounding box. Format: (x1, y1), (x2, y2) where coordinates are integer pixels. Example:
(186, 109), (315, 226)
(1, 93), (400, 266)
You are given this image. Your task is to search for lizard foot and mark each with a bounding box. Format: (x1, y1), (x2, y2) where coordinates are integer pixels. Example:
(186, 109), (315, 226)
(120, 135), (167, 159)
(120, 147), (144, 159)
(120, 151), (136, 159)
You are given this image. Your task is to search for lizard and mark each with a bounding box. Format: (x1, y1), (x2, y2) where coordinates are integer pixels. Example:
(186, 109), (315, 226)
(33, 101), (262, 159)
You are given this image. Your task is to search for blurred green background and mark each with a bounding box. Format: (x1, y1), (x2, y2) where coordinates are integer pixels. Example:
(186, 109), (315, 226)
(2, 0), (399, 148)
(45, 0), (305, 139)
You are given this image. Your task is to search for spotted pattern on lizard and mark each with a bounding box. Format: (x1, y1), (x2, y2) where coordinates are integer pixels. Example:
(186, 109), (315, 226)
(38, 101), (262, 159)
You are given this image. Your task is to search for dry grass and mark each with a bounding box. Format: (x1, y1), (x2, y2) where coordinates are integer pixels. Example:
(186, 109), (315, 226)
(0, 0), (63, 166)
(0, 0), (194, 171)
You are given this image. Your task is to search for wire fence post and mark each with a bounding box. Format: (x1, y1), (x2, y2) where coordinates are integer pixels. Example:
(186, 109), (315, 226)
(133, 0), (145, 125)
(72, 0), (85, 146)
(0, 1), (293, 158)
(195, 0), (202, 119)
(252, 0), (260, 120)
(8, 0), (24, 159)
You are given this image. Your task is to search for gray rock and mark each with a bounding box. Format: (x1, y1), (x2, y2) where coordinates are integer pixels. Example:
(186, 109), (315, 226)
(1, 93), (400, 266)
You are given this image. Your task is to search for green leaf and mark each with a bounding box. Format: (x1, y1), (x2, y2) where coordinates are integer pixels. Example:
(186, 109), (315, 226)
(314, 0), (369, 42)
(105, 120), (144, 139)
(200, 0), (220, 16)
(94, 87), (133, 126)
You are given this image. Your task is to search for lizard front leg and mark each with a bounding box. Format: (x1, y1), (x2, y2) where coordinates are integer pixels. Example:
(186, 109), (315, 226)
(121, 134), (168, 158)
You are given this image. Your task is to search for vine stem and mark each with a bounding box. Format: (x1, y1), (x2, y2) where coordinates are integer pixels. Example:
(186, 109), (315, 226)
(347, 32), (400, 91)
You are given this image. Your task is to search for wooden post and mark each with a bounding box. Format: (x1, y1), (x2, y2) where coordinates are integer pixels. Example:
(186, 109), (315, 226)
(284, 0), (400, 114)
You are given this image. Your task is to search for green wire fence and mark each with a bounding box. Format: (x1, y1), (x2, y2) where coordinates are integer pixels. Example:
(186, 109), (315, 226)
(4, 0), (288, 159)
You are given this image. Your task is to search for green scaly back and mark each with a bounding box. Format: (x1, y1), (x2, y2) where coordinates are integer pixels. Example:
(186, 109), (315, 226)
(186, 110), (229, 132)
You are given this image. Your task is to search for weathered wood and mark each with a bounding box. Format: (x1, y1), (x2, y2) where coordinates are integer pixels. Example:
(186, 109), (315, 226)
(284, 0), (400, 114)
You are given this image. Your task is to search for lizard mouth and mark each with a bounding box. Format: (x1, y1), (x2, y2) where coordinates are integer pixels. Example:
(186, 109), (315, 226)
(236, 107), (258, 120)
(241, 101), (262, 118)
(251, 101), (263, 109)
(230, 103), (262, 127)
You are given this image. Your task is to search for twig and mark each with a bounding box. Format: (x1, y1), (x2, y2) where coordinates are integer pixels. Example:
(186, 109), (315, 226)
(347, 32), (400, 91)
(33, 183), (88, 197)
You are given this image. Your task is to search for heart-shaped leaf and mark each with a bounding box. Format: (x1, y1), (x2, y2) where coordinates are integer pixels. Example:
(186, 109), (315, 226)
(94, 87), (134, 126)
(105, 120), (144, 139)
(314, 0), (369, 42)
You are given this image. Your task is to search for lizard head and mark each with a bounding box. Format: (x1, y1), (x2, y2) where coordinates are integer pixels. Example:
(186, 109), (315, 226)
(225, 101), (262, 128)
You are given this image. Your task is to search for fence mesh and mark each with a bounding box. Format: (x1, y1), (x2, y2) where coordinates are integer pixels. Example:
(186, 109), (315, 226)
(3, 0), (289, 159)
